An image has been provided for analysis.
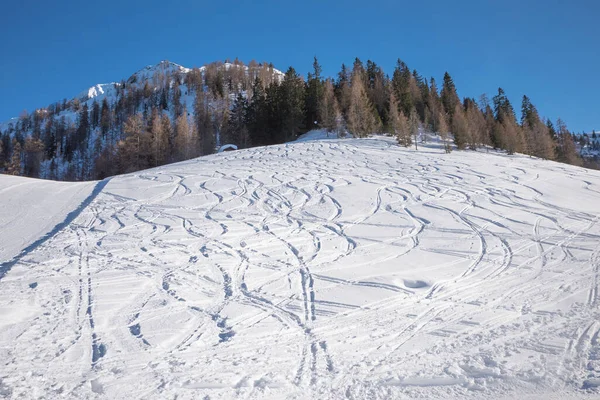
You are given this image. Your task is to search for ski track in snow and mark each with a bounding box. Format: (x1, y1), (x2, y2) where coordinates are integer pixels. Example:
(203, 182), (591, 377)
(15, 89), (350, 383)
(1, 136), (600, 399)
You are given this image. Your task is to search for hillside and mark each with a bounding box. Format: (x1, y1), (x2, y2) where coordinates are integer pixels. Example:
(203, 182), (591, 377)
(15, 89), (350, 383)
(0, 59), (285, 181)
(0, 134), (599, 399)
(0, 56), (589, 185)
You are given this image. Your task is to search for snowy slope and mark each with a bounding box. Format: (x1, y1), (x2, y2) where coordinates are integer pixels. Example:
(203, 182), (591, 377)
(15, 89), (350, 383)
(1, 136), (600, 399)
(0, 175), (96, 267)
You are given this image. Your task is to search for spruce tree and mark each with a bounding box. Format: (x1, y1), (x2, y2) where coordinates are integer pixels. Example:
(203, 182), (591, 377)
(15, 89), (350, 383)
(247, 77), (270, 146)
(279, 67), (306, 142)
(194, 89), (214, 155)
(228, 93), (249, 147)
(391, 59), (413, 117)
(440, 72), (460, 121)
(305, 57), (323, 130)
(99, 98), (111, 139)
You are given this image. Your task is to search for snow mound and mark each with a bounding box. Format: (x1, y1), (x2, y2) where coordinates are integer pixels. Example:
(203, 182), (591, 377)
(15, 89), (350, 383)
(295, 129), (342, 142)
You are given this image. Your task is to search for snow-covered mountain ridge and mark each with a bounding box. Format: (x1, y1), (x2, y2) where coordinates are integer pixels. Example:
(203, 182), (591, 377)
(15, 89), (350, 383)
(0, 59), (286, 180)
(0, 134), (599, 399)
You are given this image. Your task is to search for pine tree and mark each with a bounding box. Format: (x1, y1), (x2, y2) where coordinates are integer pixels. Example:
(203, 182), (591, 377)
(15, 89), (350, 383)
(91, 101), (100, 129)
(99, 97), (111, 139)
(335, 64), (352, 115)
(520, 96), (555, 159)
(194, 89), (215, 155)
(391, 59), (414, 117)
(228, 93), (249, 147)
(428, 78), (442, 131)
(279, 67), (306, 142)
(366, 60), (388, 122)
(305, 57), (323, 130)
(440, 72), (460, 121)
(493, 88), (516, 124)
(247, 77), (270, 146)
(76, 103), (90, 150)
(43, 116), (57, 159)
(172, 79), (183, 118)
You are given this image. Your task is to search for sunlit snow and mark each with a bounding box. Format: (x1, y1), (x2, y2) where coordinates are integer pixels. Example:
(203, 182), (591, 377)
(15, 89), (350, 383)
(1, 133), (599, 399)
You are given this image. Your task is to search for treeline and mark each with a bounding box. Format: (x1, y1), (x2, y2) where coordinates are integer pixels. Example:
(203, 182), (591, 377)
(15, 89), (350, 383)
(0, 57), (587, 181)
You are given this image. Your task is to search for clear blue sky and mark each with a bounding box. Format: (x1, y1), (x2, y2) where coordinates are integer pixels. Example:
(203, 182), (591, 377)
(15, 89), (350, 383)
(0, 0), (597, 132)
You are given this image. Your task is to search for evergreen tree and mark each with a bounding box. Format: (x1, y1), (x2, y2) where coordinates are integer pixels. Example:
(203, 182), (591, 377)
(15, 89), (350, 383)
(43, 117), (57, 159)
(440, 72), (460, 121)
(194, 89), (214, 155)
(77, 103), (90, 147)
(335, 63), (352, 115)
(428, 78), (442, 131)
(172, 79), (183, 118)
(228, 93), (250, 147)
(247, 77), (270, 146)
(91, 101), (100, 129)
(493, 88), (516, 124)
(391, 59), (413, 117)
(305, 57), (323, 130)
(366, 60), (388, 122)
(100, 98), (110, 139)
(278, 67), (306, 142)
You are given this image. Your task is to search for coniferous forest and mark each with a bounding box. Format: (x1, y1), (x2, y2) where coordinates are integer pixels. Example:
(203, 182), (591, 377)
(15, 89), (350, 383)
(0, 57), (592, 181)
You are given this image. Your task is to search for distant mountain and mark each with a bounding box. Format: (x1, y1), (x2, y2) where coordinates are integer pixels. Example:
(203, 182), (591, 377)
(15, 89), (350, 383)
(0, 60), (286, 180)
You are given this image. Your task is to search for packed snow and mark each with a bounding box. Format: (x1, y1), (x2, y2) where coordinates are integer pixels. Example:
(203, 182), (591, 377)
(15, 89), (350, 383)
(1, 134), (600, 399)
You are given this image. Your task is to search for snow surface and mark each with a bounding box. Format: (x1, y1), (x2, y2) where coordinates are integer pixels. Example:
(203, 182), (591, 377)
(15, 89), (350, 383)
(1, 135), (600, 399)
(0, 175), (95, 267)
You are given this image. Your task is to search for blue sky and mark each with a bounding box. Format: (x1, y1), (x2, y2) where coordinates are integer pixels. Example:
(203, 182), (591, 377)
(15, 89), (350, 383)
(0, 0), (597, 132)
